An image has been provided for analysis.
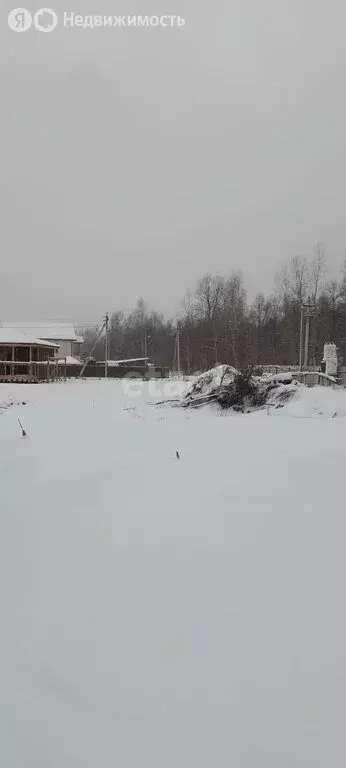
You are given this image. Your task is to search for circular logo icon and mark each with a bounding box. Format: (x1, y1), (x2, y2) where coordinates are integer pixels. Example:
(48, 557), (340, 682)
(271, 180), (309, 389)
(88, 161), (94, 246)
(8, 8), (32, 32)
(34, 8), (58, 32)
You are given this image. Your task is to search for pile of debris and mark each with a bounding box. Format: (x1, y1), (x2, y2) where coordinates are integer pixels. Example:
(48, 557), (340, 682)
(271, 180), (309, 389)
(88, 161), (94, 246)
(181, 365), (298, 411)
(0, 399), (27, 414)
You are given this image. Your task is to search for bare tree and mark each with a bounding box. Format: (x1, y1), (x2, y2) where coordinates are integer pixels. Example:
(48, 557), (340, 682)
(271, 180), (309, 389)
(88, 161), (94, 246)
(194, 273), (225, 322)
(78, 246), (346, 373)
(277, 254), (310, 305)
(325, 279), (343, 338)
(222, 272), (246, 367)
(250, 293), (267, 365)
(310, 242), (327, 304)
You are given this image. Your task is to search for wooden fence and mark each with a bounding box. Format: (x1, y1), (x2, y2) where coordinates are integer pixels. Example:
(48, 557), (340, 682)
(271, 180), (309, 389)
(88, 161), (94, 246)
(0, 361), (168, 383)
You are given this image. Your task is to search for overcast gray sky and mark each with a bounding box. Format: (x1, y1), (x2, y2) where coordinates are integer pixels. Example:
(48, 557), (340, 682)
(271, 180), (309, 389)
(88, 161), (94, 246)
(2, 0), (346, 322)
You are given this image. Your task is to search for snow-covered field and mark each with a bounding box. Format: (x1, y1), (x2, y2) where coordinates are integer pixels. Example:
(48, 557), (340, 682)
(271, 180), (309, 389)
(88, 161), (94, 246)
(1, 379), (346, 767)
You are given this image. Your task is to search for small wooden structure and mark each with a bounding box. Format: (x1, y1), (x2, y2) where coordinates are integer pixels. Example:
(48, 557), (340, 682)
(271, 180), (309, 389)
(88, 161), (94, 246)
(0, 330), (59, 383)
(0, 322), (83, 359)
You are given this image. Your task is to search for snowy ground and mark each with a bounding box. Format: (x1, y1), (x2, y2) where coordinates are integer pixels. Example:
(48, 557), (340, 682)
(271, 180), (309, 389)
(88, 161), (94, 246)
(1, 379), (346, 767)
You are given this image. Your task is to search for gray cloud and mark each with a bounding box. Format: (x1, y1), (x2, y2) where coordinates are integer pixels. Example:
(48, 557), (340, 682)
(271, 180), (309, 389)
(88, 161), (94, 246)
(2, 0), (346, 320)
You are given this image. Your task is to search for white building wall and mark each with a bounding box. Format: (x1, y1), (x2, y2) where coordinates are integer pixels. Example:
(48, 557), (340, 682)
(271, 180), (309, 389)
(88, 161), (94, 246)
(43, 339), (72, 358)
(45, 339), (82, 359)
(57, 340), (73, 358)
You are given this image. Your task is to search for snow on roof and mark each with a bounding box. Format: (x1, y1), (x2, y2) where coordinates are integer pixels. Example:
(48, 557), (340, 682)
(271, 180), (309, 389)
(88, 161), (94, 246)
(108, 357), (150, 366)
(0, 329), (59, 347)
(58, 355), (82, 365)
(0, 322), (82, 342)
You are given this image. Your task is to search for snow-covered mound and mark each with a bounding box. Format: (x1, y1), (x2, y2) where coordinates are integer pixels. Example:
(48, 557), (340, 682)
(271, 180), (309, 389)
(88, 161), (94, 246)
(182, 365), (298, 410)
(264, 381), (298, 407)
(183, 364), (238, 405)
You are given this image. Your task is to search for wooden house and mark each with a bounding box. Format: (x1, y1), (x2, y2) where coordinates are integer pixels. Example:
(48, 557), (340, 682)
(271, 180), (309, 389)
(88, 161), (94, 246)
(0, 330), (59, 382)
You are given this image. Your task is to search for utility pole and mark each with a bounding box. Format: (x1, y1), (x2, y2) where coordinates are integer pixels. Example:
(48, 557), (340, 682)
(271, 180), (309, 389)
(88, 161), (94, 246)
(177, 327), (181, 376)
(304, 314), (310, 369)
(302, 299), (315, 370)
(144, 331), (150, 359)
(299, 305), (304, 371)
(104, 312), (109, 379)
(79, 317), (107, 378)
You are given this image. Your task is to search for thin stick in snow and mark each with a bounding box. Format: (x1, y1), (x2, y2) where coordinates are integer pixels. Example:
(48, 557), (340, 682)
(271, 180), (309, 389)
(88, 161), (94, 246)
(18, 418), (28, 438)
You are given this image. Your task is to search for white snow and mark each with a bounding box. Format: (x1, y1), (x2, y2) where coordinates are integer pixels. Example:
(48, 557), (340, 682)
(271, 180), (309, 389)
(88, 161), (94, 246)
(108, 357), (150, 366)
(1, 379), (346, 767)
(0, 322), (80, 342)
(261, 371), (293, 384)
(0, 329), (58, 347)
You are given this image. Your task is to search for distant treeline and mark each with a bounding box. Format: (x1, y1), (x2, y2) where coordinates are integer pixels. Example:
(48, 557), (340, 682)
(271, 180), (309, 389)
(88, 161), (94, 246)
(79, 245), (346, 372)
